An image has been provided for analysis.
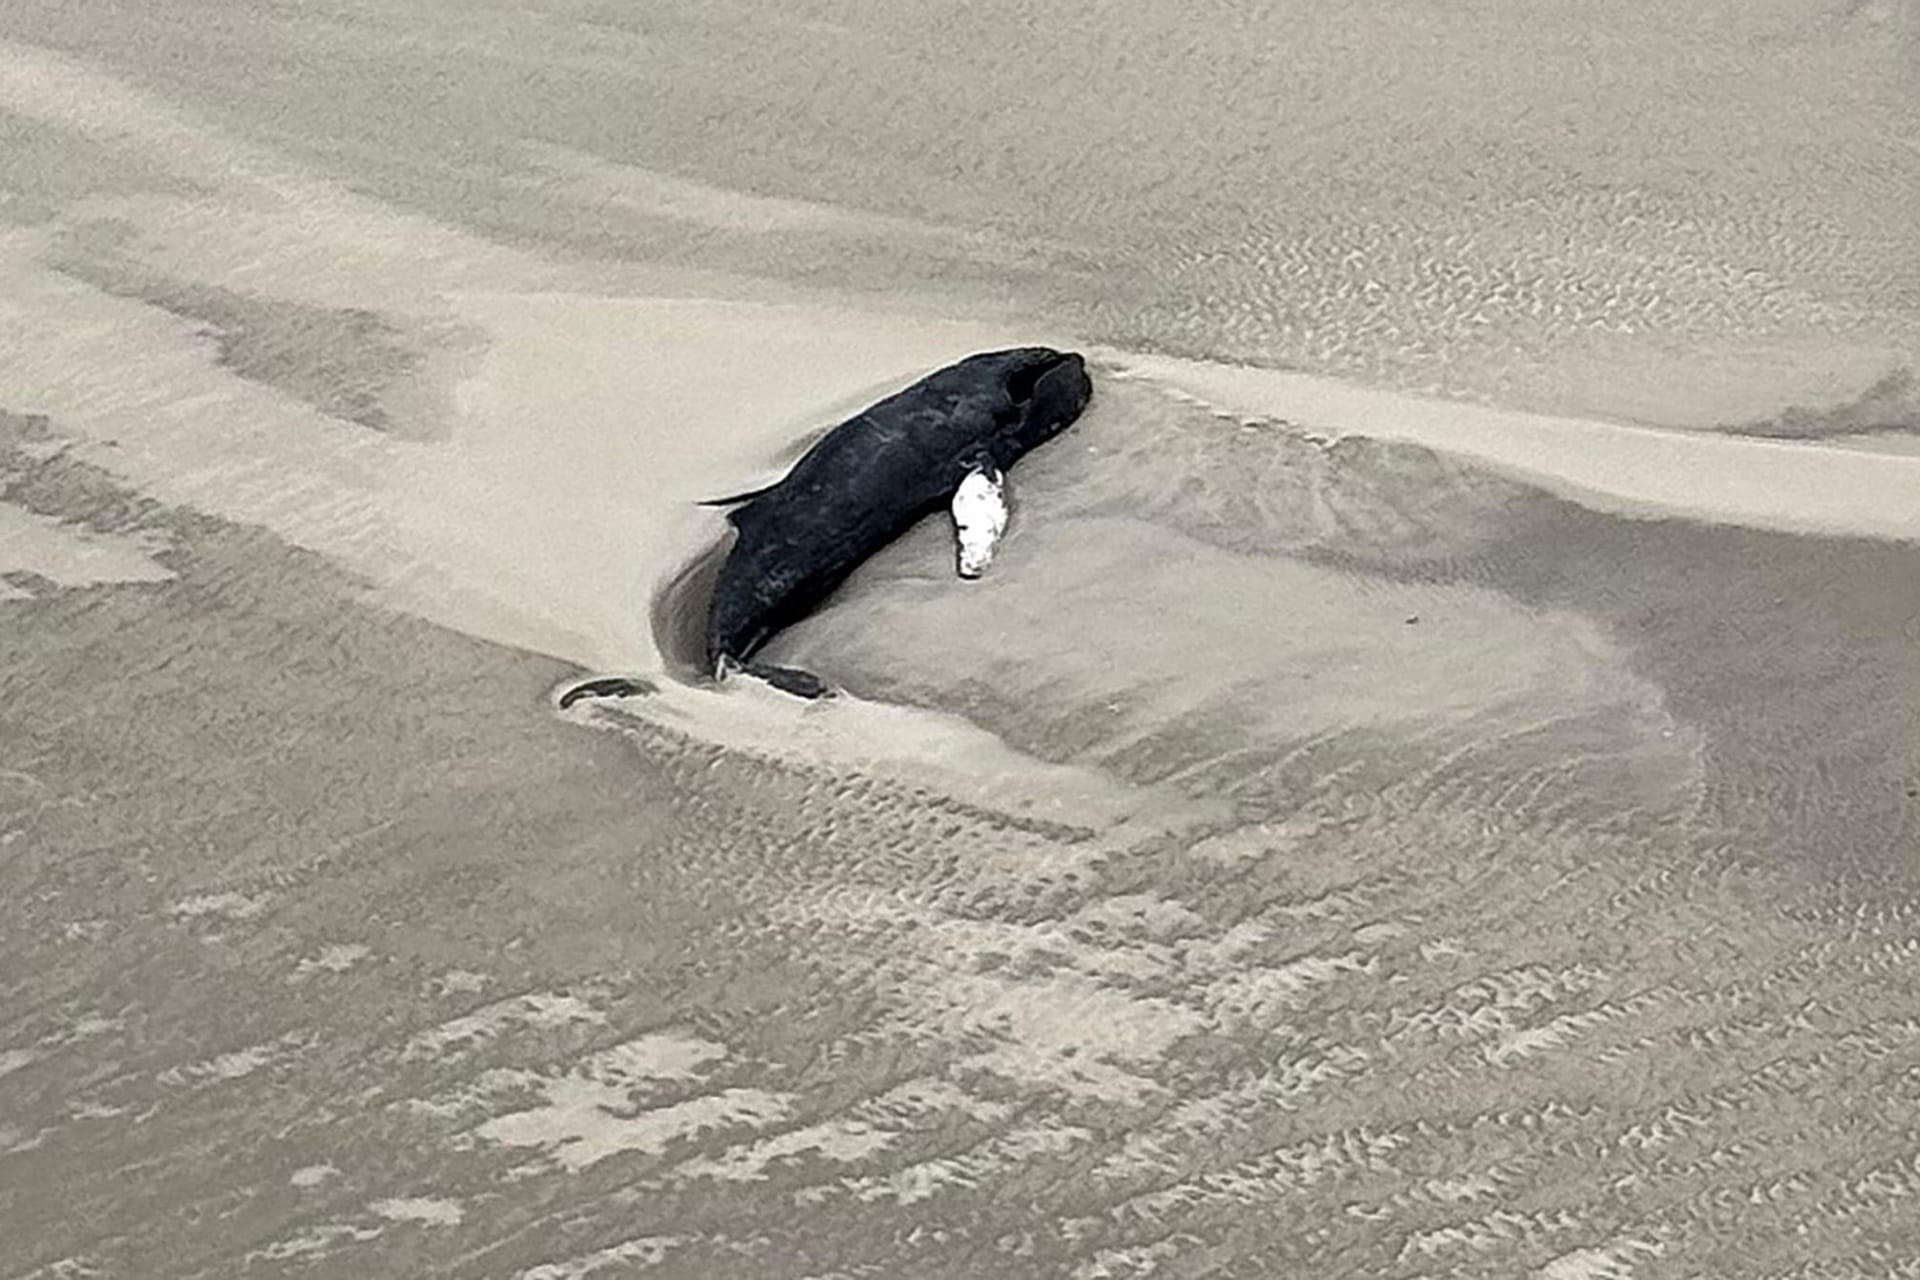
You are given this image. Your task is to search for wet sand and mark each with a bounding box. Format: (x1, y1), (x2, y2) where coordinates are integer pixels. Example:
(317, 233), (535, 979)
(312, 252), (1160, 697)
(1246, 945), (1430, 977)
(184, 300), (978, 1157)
(4, 4), (1920, 1278)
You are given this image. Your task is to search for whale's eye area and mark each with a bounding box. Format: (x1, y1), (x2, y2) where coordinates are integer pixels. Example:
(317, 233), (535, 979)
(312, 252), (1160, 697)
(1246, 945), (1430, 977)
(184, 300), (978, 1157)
(1003, 359), (1052, 407)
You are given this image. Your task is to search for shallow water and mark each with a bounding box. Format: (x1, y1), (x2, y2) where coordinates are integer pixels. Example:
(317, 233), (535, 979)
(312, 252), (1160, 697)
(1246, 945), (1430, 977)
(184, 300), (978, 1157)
(2, 4), (1918, 1278)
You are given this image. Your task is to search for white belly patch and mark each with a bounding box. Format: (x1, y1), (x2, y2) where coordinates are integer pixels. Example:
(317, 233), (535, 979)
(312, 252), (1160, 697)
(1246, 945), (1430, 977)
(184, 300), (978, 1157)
(950, 466), (1009, 578)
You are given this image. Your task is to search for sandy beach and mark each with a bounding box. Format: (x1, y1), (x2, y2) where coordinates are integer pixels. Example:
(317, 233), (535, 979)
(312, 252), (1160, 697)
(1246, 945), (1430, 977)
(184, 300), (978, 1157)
(4, 3), (1918, 1277)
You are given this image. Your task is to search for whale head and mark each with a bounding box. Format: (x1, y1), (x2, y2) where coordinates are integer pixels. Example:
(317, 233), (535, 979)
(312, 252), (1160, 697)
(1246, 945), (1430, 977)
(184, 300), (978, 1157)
(986, 347), (1092, 460)
(924, 347), (1092, 472)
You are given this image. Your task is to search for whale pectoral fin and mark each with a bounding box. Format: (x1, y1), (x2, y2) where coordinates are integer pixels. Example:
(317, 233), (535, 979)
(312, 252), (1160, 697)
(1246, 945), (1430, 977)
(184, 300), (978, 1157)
(557, 675), (658, 710)
(951, 467), (1010, 580)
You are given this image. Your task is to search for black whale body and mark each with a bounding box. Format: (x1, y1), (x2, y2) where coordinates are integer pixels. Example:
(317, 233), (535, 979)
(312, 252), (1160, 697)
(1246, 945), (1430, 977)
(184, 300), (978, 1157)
(703, 347), (1092, 698)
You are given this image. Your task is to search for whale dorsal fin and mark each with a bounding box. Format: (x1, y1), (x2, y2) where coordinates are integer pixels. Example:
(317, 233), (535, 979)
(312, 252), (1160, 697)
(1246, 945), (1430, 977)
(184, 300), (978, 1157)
(699, 481), (780, 508)
(699, 480), (785, 527)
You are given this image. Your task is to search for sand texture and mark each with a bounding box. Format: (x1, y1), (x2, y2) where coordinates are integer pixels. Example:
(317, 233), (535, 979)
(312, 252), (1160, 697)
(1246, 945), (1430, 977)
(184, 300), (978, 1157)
(3, 4), (1919, 1277)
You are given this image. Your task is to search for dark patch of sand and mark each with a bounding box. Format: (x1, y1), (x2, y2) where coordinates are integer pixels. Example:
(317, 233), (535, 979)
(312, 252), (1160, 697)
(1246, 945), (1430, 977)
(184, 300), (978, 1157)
(51, 225), (431, 437)
(0, 108), (206, 226)
(1728, 367), (1920, 441)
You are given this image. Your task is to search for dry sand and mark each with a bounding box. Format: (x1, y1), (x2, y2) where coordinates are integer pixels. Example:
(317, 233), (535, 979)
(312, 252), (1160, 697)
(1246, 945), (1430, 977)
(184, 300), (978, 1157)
(3, 4), (1919, 1278)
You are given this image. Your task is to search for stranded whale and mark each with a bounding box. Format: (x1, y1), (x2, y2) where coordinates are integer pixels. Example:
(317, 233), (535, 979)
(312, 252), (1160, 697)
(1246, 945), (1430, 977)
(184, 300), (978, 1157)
(705, 347), (1090, 698)
(556, 347), (1090, 708)
(710, 345), (1098, 694)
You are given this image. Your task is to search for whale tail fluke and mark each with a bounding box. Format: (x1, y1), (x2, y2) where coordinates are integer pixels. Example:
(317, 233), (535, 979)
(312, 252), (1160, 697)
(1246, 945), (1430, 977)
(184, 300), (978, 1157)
(556, 675), (658, 710)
